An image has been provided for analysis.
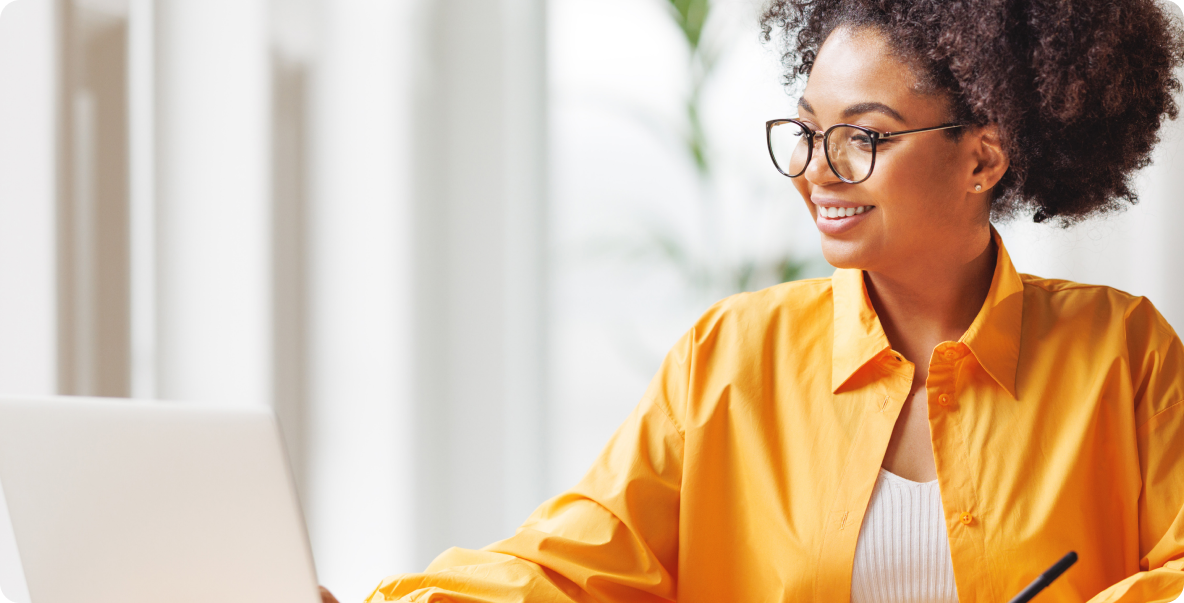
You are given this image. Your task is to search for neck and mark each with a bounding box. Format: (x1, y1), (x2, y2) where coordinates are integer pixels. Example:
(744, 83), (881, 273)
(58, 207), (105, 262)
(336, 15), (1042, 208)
(864, 232), (997, 382)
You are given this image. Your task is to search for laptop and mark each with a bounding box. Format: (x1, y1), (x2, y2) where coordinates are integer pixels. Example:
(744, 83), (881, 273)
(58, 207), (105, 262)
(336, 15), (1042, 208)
(0, 395), (321, 603)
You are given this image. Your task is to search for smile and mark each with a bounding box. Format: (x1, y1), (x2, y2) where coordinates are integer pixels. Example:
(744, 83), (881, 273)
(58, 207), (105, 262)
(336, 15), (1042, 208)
(819, 205), (875, 219)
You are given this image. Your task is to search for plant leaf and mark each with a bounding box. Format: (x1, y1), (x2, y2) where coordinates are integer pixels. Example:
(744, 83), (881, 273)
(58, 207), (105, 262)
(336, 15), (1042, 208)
(666, 0), (711, 50)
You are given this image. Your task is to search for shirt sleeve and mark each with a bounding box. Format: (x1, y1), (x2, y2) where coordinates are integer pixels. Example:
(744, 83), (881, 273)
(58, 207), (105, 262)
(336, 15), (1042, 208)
(365, 331), (692, 603)
(1088, 301), (1184, 603)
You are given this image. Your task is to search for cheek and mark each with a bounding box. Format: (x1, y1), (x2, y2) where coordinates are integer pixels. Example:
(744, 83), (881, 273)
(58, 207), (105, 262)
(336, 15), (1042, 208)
(874, 148), (963, 216)
(865, 161), (925, 222)
(912, 149), (963, 191)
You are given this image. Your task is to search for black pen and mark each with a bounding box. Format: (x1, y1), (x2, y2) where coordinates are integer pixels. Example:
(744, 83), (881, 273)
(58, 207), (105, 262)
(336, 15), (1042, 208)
(1007, 552), (1078, 603)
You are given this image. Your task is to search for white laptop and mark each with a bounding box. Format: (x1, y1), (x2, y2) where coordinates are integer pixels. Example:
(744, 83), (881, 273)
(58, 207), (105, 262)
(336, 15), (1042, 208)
(0, 395), (321, 603)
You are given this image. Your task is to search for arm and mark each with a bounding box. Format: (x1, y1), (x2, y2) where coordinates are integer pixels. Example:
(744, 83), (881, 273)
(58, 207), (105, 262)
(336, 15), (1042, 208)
(1088, 302), (1184, 603)
(365, 332), (693, 603)
(1086, 401), (1184, 603)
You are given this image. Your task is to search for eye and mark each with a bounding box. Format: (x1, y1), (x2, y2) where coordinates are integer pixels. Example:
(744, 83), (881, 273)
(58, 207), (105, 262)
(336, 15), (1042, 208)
(846, 131), (875, 150)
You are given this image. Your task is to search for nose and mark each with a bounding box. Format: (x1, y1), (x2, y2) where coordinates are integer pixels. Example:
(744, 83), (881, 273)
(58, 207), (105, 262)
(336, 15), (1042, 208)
(803, 135), (842, 186)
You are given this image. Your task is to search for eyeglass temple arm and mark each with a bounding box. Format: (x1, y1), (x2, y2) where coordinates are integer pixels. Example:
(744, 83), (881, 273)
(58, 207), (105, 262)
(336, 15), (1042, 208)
(878, 123), (965, 140)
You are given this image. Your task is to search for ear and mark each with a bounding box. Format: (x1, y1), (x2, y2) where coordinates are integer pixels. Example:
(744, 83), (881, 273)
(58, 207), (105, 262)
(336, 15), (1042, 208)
(966, 124), (1009, 195)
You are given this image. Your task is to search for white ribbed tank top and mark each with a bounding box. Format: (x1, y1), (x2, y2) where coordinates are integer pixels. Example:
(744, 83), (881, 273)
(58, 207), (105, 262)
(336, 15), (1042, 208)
(851, 468), (959, 603)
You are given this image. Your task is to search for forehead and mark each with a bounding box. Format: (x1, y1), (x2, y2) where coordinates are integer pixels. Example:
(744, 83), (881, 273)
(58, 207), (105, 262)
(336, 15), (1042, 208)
(801, 26), (940, 123)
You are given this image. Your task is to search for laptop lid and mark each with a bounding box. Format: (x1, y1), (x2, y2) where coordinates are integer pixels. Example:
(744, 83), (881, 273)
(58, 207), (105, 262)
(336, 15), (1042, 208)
(0, 395), (320, 603)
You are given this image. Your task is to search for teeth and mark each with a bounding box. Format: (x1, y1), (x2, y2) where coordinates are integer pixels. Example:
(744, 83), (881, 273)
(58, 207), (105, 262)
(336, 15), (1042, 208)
(820, 205), (873, 219)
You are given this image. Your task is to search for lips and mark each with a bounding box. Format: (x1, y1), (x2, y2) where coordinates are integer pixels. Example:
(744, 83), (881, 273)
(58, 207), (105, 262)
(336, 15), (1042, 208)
(811, 200), (875, 235)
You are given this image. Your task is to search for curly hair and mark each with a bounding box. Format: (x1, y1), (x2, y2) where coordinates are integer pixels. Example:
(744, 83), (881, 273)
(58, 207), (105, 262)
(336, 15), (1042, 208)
(760, 0), (1184, 224)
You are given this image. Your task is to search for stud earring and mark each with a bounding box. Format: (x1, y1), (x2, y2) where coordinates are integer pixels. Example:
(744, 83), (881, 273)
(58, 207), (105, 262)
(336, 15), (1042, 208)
(975, 184), (983, 192)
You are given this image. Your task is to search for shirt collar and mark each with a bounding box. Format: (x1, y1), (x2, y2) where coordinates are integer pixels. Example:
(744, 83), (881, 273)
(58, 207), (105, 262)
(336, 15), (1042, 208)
(830, 227), (1024, 397)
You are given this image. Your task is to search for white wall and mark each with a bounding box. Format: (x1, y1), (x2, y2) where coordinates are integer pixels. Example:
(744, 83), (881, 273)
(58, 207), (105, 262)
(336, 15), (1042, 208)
(299, 0), (549, 597)
(127, 0), (155, 399)
(154, 0), (272, 407)
(408, 0), (549, 568)
(303, 0), (413, 599)
(0, 0), (57, 396)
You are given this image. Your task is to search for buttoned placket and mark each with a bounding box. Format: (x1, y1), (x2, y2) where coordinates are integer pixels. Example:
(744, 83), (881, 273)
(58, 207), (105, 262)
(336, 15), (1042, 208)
(927, 341), (1000, 603)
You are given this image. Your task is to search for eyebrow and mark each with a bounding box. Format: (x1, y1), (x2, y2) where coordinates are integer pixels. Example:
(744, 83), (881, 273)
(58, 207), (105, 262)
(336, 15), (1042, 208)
(797, 98), (907, 123)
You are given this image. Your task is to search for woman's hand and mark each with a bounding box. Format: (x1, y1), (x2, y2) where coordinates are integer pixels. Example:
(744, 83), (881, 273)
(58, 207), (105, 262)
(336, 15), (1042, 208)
(319, 586), (341, 603)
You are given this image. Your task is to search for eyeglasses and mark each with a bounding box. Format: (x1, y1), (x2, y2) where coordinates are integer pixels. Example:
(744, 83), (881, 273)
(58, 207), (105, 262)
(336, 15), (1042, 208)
(765, 118), (964, 184)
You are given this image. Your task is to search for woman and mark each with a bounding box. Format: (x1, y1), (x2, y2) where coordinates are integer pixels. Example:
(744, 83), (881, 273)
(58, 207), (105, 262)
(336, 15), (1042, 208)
(329, 0), (1184, 601)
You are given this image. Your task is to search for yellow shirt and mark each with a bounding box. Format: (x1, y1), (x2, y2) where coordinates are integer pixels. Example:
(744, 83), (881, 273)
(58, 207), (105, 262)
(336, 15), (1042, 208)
(368, 233), (1184, 603)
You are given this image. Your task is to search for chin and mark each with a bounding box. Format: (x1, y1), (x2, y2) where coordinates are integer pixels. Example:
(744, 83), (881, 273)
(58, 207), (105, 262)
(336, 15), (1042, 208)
(819, 238), (873, 271)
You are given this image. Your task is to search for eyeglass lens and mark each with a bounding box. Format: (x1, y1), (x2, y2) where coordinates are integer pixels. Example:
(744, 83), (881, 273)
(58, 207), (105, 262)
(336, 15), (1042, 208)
(768, 122), (875, 183)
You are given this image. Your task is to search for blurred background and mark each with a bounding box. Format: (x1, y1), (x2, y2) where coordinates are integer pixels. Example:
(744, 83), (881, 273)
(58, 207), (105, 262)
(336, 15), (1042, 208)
(0, 0), (1179, 600)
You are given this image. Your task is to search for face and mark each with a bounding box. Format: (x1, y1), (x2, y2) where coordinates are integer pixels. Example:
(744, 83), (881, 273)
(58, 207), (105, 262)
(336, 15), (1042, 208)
(791, 26), (996, 273)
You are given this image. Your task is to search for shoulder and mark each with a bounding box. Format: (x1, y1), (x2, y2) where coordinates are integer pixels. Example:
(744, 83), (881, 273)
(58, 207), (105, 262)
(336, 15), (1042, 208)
(1020, 273), (1143, 307)
(667, 278), (836, 383)
(1020, 274), (1183, 425)
(651, 278), (834, 429)
(687, 277), (834, 347)
(1019, 273), (1177, 341)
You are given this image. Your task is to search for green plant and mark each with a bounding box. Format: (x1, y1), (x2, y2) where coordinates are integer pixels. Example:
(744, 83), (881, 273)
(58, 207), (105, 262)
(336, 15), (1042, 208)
(641, 0), (809, 299)
(666, 0), (715, 175)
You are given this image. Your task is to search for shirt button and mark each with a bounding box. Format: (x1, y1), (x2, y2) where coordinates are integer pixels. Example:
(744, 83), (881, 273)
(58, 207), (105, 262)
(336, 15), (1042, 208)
(938, 394), (951, 406)
(960, 512), (974, 525)
(944, 349), (958, 360)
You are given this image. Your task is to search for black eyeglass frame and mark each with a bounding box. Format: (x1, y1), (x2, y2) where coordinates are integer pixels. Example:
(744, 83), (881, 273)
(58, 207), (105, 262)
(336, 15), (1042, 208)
(765, 118), (965, 184)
